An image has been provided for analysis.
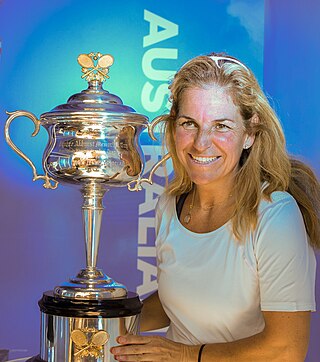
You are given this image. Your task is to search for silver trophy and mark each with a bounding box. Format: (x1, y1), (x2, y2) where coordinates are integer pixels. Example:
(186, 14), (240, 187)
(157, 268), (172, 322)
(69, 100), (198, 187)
(4, 52), (169, 362)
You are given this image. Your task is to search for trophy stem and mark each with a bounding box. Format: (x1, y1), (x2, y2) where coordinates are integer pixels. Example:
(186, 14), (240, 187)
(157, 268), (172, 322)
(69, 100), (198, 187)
(54, 179), (127, 299)
(81, 180), (107, 270)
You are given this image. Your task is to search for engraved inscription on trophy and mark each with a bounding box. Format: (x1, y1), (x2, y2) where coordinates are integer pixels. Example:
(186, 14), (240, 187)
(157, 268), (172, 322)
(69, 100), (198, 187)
(62, 139), (109, 151)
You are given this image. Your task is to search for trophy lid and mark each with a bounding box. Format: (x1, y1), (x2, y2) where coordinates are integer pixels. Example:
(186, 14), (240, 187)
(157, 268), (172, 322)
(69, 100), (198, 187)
(40, 52), (148, 124)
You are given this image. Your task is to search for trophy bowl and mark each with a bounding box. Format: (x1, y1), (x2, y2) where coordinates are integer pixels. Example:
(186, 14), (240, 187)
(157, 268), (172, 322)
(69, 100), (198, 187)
(4, 52), (168, 362)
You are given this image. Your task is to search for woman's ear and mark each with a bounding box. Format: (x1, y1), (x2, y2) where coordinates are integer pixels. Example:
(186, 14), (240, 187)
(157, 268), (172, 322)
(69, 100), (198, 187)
(243, 114), (259, 149)
(243, 136), (254, 149)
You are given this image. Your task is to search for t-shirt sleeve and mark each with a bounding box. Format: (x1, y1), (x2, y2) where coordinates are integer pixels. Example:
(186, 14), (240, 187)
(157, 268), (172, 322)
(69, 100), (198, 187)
(255, 193), (316, 311)
(155, 193), (172, 237)
(155, 195), (164, 237)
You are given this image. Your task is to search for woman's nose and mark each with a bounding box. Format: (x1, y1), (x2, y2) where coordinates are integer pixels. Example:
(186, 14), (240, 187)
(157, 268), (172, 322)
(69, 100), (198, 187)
(193, 129), (212, 151)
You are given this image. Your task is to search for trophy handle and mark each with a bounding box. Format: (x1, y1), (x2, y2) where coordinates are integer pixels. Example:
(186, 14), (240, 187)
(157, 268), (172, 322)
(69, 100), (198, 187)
(147, 115), (163, 141)
(127, 152), (171, 191)
(127, 116), (171, 191)
(4, 110), (59, 190)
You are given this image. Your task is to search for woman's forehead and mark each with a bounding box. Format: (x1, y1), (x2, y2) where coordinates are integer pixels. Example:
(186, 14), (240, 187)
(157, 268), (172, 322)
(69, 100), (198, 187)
(178, 86), (241, 119)
(180, 85), (234, 102)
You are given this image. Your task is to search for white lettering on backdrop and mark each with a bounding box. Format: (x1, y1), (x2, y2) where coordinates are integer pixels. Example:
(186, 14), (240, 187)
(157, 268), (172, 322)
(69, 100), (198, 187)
(137, 10), (178, 298)
(141, 10), (178, 113)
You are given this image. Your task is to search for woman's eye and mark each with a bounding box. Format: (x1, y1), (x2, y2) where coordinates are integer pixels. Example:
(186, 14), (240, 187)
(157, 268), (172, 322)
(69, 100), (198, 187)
(214, 123), (231, 132)
(180, 120), (197, 130)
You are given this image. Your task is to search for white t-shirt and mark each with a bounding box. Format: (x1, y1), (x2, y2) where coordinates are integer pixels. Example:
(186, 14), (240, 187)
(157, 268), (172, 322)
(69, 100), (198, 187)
(155, 191), (316, 345)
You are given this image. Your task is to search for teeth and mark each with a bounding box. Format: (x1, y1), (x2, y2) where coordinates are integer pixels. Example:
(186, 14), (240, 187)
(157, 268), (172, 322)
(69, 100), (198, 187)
(191, 155), (218, 164)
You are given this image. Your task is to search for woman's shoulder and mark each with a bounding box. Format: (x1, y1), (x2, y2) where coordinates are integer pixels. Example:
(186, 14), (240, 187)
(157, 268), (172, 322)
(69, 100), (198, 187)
(258, 190), (298, 215)
(254, 190), (307, 241)
(155, 192), (176, 213)
(154, 192), (177, 236)
(256, 190), (306, 244)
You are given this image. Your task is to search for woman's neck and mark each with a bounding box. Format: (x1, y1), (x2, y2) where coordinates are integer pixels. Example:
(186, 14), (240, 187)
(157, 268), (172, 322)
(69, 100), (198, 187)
(194, 179), (235, 210)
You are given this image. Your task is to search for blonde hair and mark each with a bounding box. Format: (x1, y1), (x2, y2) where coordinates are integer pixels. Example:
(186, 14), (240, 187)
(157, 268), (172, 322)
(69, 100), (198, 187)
(159, 53), (320, 248)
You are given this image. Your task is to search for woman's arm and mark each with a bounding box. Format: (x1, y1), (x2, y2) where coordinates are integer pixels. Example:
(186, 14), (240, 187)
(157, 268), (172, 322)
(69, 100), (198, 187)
(140, 290), (170, 332)
(198, 310), (311, 362)
(111, 310), (311, 361)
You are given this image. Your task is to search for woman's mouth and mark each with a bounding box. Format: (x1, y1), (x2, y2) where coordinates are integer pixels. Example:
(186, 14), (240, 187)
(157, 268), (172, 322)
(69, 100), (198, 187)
(189, 154), (220, 164)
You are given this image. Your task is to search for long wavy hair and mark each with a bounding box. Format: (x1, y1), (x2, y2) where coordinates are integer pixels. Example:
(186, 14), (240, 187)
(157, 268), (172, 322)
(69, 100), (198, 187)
(159, 53), (320, 248)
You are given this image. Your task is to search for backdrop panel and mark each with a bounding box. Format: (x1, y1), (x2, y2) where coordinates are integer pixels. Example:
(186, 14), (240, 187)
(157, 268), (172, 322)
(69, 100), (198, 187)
(264, 1), (320, 360)
(1, 0), (317, 361)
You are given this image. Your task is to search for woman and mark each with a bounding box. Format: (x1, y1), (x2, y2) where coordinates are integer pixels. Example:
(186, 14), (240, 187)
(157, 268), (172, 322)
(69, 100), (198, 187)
(111, 53), (320, 361)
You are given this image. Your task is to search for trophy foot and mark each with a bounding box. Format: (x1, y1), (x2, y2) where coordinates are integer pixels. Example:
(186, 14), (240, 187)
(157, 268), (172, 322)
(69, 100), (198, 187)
(54, 268), (127, 299)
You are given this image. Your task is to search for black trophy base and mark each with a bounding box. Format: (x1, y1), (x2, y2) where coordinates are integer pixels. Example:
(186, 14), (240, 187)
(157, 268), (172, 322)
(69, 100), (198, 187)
(26, 355), (46, 362)
(31, 290), (142, 362)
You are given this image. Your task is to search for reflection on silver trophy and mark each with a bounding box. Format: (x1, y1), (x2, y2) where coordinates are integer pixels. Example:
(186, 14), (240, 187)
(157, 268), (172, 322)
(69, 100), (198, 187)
(4, 52), (169, 362)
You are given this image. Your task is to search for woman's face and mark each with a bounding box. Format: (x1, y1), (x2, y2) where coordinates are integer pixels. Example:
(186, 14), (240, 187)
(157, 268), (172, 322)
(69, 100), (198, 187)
(174, 86), (253, 188)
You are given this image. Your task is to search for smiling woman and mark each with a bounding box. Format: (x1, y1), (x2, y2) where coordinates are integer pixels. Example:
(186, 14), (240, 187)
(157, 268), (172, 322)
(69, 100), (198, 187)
(110, 52), (320, 362)
(174, 86), (252, 193)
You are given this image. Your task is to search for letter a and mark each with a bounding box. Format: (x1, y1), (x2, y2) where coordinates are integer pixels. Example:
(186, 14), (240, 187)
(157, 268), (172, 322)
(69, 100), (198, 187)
(143, 10), (178, 47)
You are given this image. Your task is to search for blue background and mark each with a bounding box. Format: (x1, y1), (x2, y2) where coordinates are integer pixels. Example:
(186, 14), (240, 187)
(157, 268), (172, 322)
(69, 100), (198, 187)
(0, 0), (318, 360)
